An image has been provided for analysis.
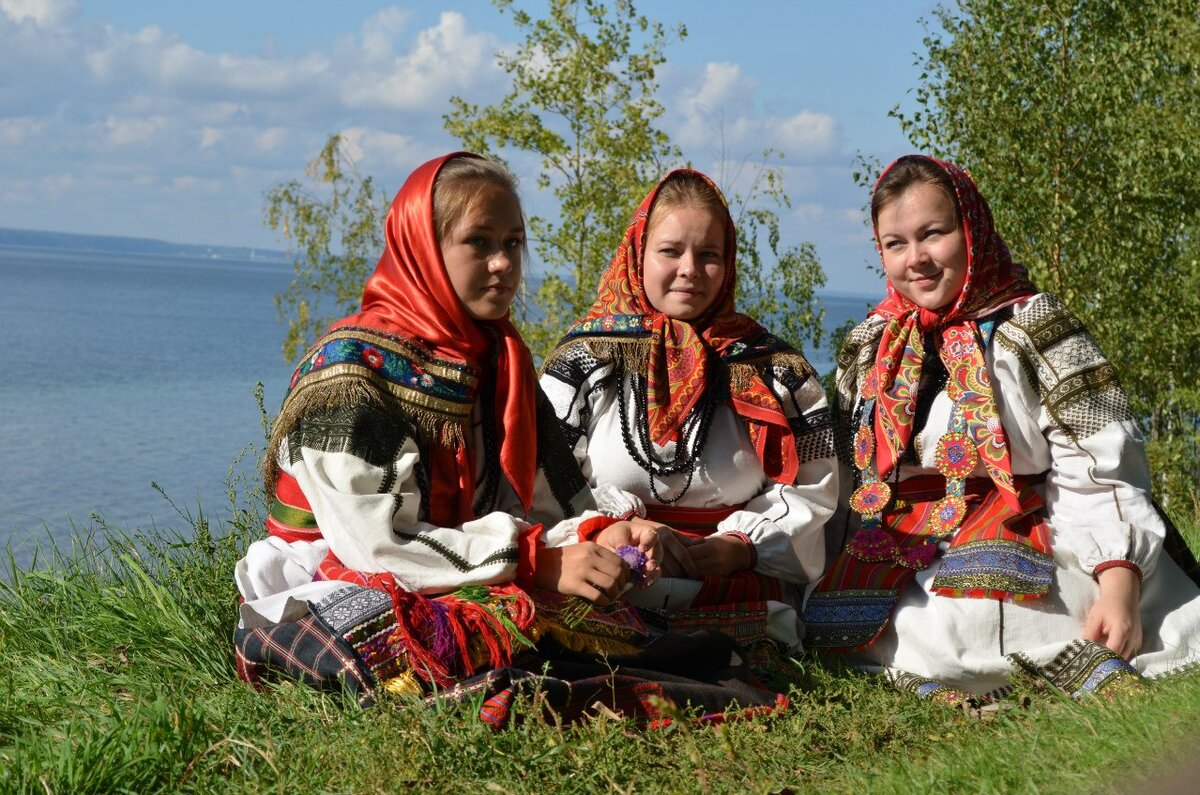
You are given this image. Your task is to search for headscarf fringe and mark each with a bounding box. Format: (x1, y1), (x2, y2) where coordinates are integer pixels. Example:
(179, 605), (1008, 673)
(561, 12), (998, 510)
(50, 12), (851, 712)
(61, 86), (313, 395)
(728, 351), (815, 396)
(583, 337), (652, 375)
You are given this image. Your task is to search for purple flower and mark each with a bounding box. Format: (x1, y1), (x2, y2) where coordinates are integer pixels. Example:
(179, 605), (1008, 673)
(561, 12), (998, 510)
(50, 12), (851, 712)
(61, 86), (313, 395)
(616, 545), (648, 584)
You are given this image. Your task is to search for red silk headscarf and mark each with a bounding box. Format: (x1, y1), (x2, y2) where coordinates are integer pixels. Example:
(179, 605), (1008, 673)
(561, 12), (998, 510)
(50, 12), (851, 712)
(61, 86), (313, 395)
(869, 155), (1037, 510)
(573, 169), (800, 484)
(333, 152), (537, 525)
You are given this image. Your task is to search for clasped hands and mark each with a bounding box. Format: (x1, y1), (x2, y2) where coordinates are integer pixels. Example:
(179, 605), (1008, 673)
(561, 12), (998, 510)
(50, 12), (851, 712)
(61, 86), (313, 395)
(533, 516), (752, 606)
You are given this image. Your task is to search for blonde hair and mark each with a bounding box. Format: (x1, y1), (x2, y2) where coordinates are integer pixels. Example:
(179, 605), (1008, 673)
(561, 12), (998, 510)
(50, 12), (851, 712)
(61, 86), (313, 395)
(646, 171), (728, 239)
(433, 156), (524, 244)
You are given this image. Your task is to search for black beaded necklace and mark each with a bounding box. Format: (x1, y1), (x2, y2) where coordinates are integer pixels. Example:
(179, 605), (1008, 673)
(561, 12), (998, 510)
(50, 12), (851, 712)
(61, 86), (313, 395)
(615, 366), (723, 504)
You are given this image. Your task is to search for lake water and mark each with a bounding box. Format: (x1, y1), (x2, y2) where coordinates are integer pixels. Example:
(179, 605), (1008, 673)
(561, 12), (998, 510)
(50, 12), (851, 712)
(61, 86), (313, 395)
(0, 244), (878, 567)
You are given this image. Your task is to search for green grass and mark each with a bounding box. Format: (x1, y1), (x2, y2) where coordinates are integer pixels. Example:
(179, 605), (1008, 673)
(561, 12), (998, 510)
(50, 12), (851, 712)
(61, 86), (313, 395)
(2, 495), (1199, 794)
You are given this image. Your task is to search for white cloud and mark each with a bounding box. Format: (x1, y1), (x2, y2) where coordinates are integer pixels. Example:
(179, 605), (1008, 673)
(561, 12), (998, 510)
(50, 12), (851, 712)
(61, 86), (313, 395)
(40, 172), (73, 196)
(0, 116), (47, 146)
(256, 127), (288, 151)
(339, 126), (425, 170)
(672, 61), (838, 161)
(86, 25), (333, 99)
(358, 7), (411, 61)
(680, 62), (755, 118)
(169, 174), (223, 193)
(199, 127), (223, 149)
(0, 6), (515, 249)
(772, 111), (837, 155)
(340, 11), (504, 110)
(104, 114), (167, 145)
(1, 0), (76, 27)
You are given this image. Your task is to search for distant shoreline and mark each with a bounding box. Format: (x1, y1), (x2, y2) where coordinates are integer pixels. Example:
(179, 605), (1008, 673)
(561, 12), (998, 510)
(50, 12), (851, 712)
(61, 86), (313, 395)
(0, 227), (885, 302)
(0, 226), (289, 264)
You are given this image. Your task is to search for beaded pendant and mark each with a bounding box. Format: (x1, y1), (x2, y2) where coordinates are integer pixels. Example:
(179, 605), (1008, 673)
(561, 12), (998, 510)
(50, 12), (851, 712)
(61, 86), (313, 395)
(934, 432), (978, 479)
(925, 401), (979, 537)
(850, 480), (892, 518)
(848, 393), (891, 531)
(927, 494), (968, 536)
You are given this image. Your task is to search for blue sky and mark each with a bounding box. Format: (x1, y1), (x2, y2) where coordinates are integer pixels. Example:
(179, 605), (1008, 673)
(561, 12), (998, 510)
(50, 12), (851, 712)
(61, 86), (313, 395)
(0, 0), (942, 292)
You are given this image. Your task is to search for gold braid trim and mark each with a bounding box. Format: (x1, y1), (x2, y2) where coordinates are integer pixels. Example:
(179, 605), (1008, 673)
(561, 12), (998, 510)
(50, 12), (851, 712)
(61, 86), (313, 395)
(585, 337), (651, 374)
(539, 336), (653, 377)
(728, 349), (816, 395)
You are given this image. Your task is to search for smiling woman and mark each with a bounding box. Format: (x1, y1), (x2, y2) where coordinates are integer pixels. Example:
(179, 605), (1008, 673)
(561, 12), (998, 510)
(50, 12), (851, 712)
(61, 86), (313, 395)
(875, 181), (967, 311)
(805, 154), (1200, 702)
(539, 169), (840, 663)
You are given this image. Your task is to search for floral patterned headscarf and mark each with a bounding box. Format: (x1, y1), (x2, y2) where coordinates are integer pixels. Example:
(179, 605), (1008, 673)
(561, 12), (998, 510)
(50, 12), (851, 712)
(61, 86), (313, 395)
(868, 155), (1037, 510)
(565, 169), (801, 484)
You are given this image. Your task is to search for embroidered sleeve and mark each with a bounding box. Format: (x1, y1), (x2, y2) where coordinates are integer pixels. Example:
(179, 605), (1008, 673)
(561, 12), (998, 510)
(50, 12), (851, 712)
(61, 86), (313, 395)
(496, 385), (637, 545)
(539, 340), (608, 452)
(534, 346), (648, 545)
(716, 358), (840, 584)
(772, 361), (837, 465)
(994, 294), (1165, 576)
(283, 401), (526, 594)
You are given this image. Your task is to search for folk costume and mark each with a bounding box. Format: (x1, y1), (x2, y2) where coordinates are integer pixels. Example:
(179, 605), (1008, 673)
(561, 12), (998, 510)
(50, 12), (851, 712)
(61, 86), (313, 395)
(803, 155), (1200, 700)
(541, 170), (839, 653)
(234, 154), (786, 726)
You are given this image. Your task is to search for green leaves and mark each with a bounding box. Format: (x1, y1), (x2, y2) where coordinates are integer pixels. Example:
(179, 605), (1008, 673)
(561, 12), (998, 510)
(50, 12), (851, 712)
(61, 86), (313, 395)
(264, 134), (387, 362)
(265, 1), (828, 372)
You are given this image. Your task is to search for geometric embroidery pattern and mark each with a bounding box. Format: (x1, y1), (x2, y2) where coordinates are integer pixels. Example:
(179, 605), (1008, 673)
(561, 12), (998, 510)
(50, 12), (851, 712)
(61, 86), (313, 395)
(1008, 639), (1143, 699)
(802, 589), (901, 650)
(995, 294), (1133, 442)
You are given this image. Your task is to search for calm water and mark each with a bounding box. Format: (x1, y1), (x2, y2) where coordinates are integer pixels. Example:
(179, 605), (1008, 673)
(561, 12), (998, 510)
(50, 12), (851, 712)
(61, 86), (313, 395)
(0, 244), (878, 567)
(0, 246), (294, 566)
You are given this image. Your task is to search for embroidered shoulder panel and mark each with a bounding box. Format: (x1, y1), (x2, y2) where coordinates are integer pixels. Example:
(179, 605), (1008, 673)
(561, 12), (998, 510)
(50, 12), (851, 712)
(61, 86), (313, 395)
(748, 349), (836, 466)
(720, 331), (798, 365)
(289, 327), (478, 431)
(540, 339), (606, 390)
(994, 295), (1133, 441)
(725, 333), (819, 396)
(834, 318), (885, 420)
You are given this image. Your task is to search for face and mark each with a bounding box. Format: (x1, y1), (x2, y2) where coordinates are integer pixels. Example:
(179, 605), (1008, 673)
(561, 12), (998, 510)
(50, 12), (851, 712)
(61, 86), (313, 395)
(440, 183), (524, 321)
(876, 181), (968, 311)
(642, 204), (727, 321)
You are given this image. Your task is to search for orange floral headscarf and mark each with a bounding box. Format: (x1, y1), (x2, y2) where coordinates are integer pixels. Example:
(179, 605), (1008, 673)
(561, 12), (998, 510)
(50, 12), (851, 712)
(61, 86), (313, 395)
(564, 169), (801, 484)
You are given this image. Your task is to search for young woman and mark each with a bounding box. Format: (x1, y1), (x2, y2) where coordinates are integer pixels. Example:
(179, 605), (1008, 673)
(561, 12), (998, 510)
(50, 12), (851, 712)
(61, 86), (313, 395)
(804, 154), (1200, 700)
(234, 154), (783, 725)
(540, 170), (839, 651)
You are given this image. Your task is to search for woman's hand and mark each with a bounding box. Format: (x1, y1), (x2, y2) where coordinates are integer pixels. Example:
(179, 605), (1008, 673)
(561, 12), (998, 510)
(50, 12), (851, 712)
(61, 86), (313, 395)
(533, 543), (630, 606)
(1083, 566), (1143, 659)
(688, 534), (752, 577)
(594, 520), (663, 586)
(627, 518), (699, 579)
